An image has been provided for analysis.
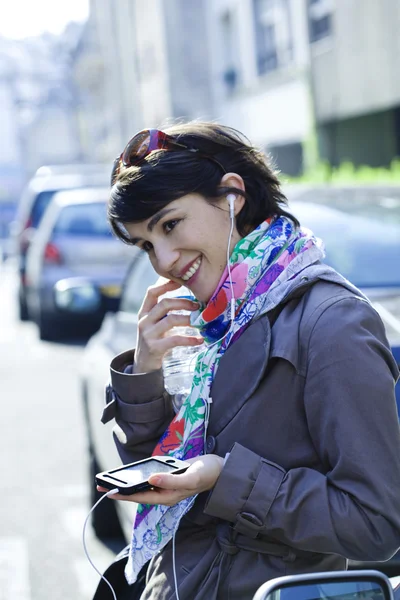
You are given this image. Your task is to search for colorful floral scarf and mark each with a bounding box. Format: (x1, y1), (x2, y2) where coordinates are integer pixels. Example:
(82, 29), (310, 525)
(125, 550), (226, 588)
(125, 215), (325, 583)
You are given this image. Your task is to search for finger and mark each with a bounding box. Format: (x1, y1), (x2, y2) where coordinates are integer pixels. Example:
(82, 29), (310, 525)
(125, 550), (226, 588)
(96, 486), (125, 501)
(140, 280), (181, 315)
(150, 312), (196, 336)
(126, 487), (193, 506)
(144, 297), (200, 325)
(148, 469), (200, 491)
(96, 485), (171, 504)
(149, 334), (204, 357)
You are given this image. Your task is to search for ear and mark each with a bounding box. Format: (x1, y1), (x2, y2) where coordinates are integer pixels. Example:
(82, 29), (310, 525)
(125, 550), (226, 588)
(219, 172), (246, 215)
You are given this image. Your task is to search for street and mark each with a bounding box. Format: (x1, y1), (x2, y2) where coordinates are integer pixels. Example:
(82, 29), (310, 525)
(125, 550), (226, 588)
(0, 259), (121, 599)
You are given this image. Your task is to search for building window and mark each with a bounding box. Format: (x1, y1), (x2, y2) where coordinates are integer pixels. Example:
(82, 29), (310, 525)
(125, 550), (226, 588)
(220, 10), (239, 93)
(253, 0), (293, 76)
(308, 0), (333, 43)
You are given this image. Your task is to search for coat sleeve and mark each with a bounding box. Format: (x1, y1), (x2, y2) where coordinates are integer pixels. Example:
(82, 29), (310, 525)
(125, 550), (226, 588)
(204, 297), (400, 561)
(101, 349), (175, 464)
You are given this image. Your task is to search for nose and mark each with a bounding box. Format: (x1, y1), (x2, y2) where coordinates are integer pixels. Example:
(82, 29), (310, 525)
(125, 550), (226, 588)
(153, 241), (179, 275)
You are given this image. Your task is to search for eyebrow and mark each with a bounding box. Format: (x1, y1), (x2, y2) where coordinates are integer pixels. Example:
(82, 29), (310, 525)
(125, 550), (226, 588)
(129, 207), (177, 245)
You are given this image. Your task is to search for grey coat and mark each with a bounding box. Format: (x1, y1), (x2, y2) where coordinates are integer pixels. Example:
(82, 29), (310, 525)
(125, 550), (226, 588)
(102, 279), (400, 600)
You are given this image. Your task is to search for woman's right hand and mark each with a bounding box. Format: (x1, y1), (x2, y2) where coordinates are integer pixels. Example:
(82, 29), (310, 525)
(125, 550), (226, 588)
(134, 278), (204, 373)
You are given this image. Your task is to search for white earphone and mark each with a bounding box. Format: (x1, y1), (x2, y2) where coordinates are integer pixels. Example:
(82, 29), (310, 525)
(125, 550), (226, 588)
(225, 194), (236, 321)
(226, 193), (236, 219)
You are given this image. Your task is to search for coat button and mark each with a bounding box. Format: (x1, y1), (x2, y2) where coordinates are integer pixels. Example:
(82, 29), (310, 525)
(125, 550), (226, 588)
(206, 435), (216, 453)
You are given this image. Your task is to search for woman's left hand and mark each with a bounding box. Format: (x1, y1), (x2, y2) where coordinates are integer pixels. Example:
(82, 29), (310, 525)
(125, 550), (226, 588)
(97, 454), (224, 506)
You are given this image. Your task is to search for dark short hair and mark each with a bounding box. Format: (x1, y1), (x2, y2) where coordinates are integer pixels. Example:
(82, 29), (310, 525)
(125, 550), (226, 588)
(108, 121), (299, 243)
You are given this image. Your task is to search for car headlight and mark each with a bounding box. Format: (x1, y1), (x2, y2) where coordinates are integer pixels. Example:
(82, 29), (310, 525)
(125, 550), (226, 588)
(54, 278), (101, 313)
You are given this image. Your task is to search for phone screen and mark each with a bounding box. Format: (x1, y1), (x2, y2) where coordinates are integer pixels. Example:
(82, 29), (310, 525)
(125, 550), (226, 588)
(111, 459), (178, 484)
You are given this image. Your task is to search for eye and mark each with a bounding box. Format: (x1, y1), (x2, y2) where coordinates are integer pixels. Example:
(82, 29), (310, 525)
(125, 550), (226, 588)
(141, 241), (153, 253)
(163, 219), (180, 234)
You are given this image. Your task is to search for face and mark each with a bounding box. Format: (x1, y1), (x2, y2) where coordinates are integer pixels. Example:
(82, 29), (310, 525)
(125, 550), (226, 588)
(124, 194), (243, 303)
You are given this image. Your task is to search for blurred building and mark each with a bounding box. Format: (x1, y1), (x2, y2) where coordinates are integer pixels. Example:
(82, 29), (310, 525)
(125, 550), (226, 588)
(207, 0), (400, 172)
(73, 0), (140, 163)
(81, 0), (316, 175)
(0, 40), (24, 240)
(0, 30), (85, 179)
(74, 0), (213, 164)
(134, 0), (213, 126)
(0, 43), (23, 201)
(309, 0), (400, 168)
(206, 0), (312, 176)
(73, 0), (400, 175)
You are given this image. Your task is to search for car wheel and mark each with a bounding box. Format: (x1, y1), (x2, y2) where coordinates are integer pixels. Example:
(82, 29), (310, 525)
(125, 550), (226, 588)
(38, 310), (60, 341)
(18, 290), (29, 321)
(90, 454), (126, 541)
(81, 380), (126, 542)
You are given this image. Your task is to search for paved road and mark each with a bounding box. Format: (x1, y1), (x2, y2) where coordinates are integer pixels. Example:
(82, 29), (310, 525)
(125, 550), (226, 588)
(0, 260), (122, 599)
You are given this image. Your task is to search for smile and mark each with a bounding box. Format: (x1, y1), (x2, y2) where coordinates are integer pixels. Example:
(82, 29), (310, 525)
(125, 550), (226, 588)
(181, 257), (202, 281)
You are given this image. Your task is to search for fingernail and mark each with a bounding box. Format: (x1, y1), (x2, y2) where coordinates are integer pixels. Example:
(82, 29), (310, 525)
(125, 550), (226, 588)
(150, 476), (161, 485)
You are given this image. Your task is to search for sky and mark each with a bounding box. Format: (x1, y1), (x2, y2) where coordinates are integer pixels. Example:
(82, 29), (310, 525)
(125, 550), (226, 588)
(0, 0), (89, 39)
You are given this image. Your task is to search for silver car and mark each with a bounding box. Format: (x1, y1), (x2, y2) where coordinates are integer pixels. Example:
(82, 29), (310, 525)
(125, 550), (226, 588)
(11, 167), (109, 321)
(25, 186), (134, 341)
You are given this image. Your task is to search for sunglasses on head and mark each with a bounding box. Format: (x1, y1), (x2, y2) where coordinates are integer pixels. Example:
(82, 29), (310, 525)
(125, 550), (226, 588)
(110, 128), (225, 186)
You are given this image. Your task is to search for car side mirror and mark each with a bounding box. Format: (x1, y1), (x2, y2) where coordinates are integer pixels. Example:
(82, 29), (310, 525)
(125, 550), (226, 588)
(252, 570), (394, 600)
(54, 278), (101, 313)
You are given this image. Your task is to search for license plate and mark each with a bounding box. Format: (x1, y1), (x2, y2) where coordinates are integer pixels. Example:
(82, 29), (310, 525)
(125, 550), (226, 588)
(100, 284), (122, 298)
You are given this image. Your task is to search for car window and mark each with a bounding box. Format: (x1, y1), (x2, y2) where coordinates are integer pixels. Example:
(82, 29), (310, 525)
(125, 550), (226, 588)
(30, 190), (57, 228)
(121, 254), (158, 314)
(52, 202), (112, 236)
(289, 189), (400, 288)
(0, 202), (16, 238)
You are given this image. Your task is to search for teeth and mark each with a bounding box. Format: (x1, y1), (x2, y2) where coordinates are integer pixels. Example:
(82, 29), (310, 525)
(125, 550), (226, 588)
(182, 258), (201, 281)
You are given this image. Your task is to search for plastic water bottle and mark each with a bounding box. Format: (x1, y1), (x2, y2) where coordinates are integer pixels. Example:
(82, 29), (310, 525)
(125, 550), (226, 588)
(161, 292), (205, 412)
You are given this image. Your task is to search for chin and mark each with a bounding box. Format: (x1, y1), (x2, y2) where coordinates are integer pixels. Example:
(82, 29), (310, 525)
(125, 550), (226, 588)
(195, 287), (214, 305)
(188, 274), (217, 304)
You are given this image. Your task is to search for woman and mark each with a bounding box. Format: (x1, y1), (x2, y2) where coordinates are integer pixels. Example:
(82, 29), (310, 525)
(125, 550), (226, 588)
(100, 122), (400, 600)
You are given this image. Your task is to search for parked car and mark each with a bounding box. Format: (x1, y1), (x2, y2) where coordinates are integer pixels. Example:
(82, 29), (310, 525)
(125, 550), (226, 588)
(0, 200), (16, 262)
(394, 576), (400, 598)
(34, 163), (109, 178)
(252, 569), (398, 600)
(10, 167), (109, 320)
(25, 186), (134, 341)
(79, 185), (400, 561)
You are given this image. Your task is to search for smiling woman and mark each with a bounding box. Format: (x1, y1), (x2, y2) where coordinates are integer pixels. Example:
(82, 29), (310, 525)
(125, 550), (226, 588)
(99, 121), (400, 600)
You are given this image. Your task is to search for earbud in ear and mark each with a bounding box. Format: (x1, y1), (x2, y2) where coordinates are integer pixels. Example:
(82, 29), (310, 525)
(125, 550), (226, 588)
(227, 194), (236, 218)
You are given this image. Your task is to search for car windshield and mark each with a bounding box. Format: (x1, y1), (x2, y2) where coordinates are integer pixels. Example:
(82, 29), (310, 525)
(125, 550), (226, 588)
(288, 187), (400, 288)
(31, 190), (57, 228)
(53, 202), (112, 237)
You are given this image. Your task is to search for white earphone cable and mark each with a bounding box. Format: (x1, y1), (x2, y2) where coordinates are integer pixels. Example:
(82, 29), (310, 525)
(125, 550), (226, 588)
(226, 202), (236, 323)
(172, 531), (180, 600)
(82, 489), (120, 600)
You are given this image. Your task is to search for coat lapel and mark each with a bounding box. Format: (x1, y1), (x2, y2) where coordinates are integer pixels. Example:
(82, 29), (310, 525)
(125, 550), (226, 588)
(208, 315), (272, 436)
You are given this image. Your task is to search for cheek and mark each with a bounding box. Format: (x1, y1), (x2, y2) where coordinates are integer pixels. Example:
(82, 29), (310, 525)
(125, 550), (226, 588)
(148, 254), (163, 276)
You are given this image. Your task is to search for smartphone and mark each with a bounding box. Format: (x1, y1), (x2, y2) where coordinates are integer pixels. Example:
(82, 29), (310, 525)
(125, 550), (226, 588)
(95, 456), (190, 495)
